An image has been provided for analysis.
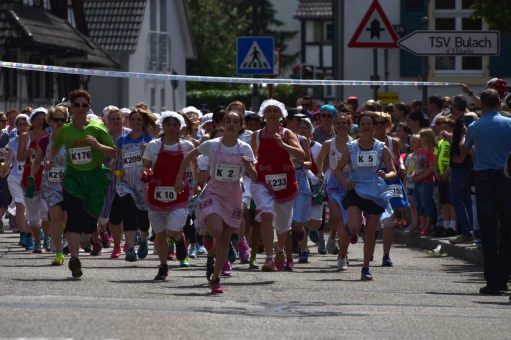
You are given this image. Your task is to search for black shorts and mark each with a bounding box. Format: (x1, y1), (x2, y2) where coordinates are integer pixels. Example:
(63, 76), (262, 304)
(119, 194), (150, 232)
(342, 190), (384, 215)
(438, 180), (450, 205)
(63, 190), (98, 234)
(108, 194), (123, 225)
(0, 177), (11, 209)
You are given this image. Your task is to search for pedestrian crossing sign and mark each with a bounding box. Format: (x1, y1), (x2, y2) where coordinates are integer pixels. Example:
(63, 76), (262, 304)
(237, 37), (274, 75)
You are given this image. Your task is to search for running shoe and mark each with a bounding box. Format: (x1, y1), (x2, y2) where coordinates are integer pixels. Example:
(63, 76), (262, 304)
(42, 237), (50, 251)
(175, 239), (187, 261)
(154, 264), (168, 281)
(261, 258), (276, 272)
(382, 255), (393, 267)
(111, 244), (121, 259)
(137, 240), (149, 259)
(249, 258), (259, 270)
(90, 243), (102, 256)
(227, 243), (237, 263)
(99, 231), (111, 249)
(19, 233), (25, 247)
(188, 245), (197, 259)
(308, 229), (320, 244)
(206, 256), (215, 281)
(450, 234), (473, 245)
(221, 261), (232, 276)
(298, 249), (309, 263)
(326, 235), (339, 254)
(337, 256), (348, 271)
(274, 251), (285, 271)
(361, 267), (373, 281)
(209, 276), (224, 294)
(32, 241), (42, 254)
(125, 248), (138, 262)
(68, 256), (82, 278)
(179, 257), (191, 267)
(237, 239), (250, 264)
(284, 258), (294, 271)
(317, 236), (327, 255)
(52, 252), (65, 266)
(25, 236), (34, 251)
(167, 251), (176, 260)
(197, 244), (207, 255)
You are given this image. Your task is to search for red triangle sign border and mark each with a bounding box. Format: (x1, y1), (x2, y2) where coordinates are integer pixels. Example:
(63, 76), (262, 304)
(348, 0), (399, 48)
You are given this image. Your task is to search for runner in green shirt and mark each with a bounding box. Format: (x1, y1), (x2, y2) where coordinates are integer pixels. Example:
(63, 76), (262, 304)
(46, 89), (117, 278)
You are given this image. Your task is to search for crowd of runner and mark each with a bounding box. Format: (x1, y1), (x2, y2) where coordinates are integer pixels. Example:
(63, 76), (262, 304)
(1, 78), (510, 297)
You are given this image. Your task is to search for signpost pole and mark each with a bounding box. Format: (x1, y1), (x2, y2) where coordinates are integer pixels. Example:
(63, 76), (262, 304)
(421, 17), (428, 116)
(384, 49), (389, 92)
(372, 48), (379, 100)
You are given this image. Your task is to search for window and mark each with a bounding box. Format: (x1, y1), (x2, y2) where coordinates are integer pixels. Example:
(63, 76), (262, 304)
(148, 0), (170, 70)
(160, 88), (165, 111)
(433, 0), (483, 74)
(324, 22), (333, 42)
(150, 88), (156, 113)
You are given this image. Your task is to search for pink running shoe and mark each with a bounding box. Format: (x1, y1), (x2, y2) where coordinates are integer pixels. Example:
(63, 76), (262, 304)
(275, 251), (285, 271)
(238, 239), (250, 264)
(221, 261), (232, 276)
(167, 251), (176, 260)
(111, 244), (121, 259)
(209, 277), (224, 294)
(284, 258), (294, 271)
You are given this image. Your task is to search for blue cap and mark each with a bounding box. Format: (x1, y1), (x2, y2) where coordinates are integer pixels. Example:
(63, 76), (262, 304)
(320, 104), (337, 116)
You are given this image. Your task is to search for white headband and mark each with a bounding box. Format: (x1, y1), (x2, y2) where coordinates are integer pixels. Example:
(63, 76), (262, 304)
(258, 99), (288, 118)
(158, 111), (186, 129)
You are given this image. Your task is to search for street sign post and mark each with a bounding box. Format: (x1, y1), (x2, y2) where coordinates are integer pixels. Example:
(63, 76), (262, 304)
(398, 30), (500, 56)
(236, 37), (274, 75)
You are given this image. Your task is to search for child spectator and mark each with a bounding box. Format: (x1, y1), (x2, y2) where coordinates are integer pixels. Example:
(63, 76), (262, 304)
(433, 116), (457, 237)
(412, 128), (437, 235)
(404, 134), (420, 232)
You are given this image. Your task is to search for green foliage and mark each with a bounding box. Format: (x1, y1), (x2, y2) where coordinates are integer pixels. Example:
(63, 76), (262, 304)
(472, 0), (511, 36)
(186, 0), (299, 92)
(186, 84), (304, 110)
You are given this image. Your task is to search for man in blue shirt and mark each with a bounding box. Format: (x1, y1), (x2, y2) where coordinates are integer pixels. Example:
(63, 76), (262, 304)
(464, 89), (511, 296)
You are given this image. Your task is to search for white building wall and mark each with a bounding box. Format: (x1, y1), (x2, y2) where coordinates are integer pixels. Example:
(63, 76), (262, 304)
(270, 0), (301, 77)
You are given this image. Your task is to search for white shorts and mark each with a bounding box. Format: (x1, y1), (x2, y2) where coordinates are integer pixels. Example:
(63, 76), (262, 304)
(251, 182), (294, 234)
(149, 208), (188, 234)
(7, 175), (24, 205)
(25, 193), (49, 225)
(309, 203), (323, 222)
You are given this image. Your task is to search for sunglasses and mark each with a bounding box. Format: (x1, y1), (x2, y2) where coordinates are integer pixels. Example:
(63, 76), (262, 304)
(51, 117), (67, 123)
(320, 114), (333, 118)
(375, 121), (387, 126)
(72, 102), (90, 109)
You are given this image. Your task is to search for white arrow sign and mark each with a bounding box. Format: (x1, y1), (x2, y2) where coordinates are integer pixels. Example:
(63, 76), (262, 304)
(398, 30), (500, 56)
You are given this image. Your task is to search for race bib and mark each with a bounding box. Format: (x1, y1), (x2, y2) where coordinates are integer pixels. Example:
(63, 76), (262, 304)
(265, 173), (287, 191)
(388, 184), (404, 198)
(48, 167), (65, 182)
(70, 146), (92, 165)
(184, 168), (193, 182)
(123, 150), (142, 168)
(357, 151), (377, 167)
(215, 164), (240, 182)
(17, 161), (24, 173)
(154, 186), (176, 203)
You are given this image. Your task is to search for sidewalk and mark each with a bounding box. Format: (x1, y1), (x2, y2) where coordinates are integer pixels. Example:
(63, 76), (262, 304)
(394, 230), (483, 266)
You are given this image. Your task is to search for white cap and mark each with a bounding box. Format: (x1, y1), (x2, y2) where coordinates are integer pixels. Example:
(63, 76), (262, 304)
(157, 111), (186, 129)
(258, 99), (288, 118)
(29, 107), (48, 124)
(182, 106), (203, 119)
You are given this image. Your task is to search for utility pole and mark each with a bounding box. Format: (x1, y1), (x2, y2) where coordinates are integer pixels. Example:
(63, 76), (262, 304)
(250, 0), (261, 110)
(421, 17), (429, 115)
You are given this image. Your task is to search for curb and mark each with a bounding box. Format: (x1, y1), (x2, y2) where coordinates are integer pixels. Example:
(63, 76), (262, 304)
(393, 230), (483, 266)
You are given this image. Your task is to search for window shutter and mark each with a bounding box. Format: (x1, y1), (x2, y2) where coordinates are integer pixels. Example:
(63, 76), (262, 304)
(399, 0), (427, 77)
(158, 33), (169, 71)
(489, 32), (511, 77)
(149, 32), (158, 70)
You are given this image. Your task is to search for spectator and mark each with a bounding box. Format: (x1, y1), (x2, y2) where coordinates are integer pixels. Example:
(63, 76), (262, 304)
(464, 89), (511, 296)
(346, 96), (359, 112)
(312, 104), (335, 144)
(427, 95), (444, 128)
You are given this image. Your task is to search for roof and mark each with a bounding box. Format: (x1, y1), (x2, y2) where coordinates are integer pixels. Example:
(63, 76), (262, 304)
(0, 4), (118, 68)
(294, 0), (332, 20)
(84, 0), (146, 52)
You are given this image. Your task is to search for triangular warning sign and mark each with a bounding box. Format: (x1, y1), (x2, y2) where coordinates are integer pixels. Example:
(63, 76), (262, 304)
(348, 0), (399, 48)
(239, 41), (271, 69)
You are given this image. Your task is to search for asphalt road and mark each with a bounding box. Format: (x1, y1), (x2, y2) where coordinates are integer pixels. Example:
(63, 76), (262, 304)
(0, 230), (510, 340)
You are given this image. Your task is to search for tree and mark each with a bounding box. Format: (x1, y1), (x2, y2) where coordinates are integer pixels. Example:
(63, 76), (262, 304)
(472, 0), (511, 36)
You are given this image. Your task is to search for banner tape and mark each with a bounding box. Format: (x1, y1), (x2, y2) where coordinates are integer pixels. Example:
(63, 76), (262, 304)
(0, 61), (460, 87)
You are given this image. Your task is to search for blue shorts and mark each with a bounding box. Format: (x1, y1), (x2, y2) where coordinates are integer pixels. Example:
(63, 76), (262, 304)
(292, 170), (311, 223)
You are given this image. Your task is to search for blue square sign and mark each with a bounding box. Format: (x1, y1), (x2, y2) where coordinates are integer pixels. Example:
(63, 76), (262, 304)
(236, 37), (274, 75)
